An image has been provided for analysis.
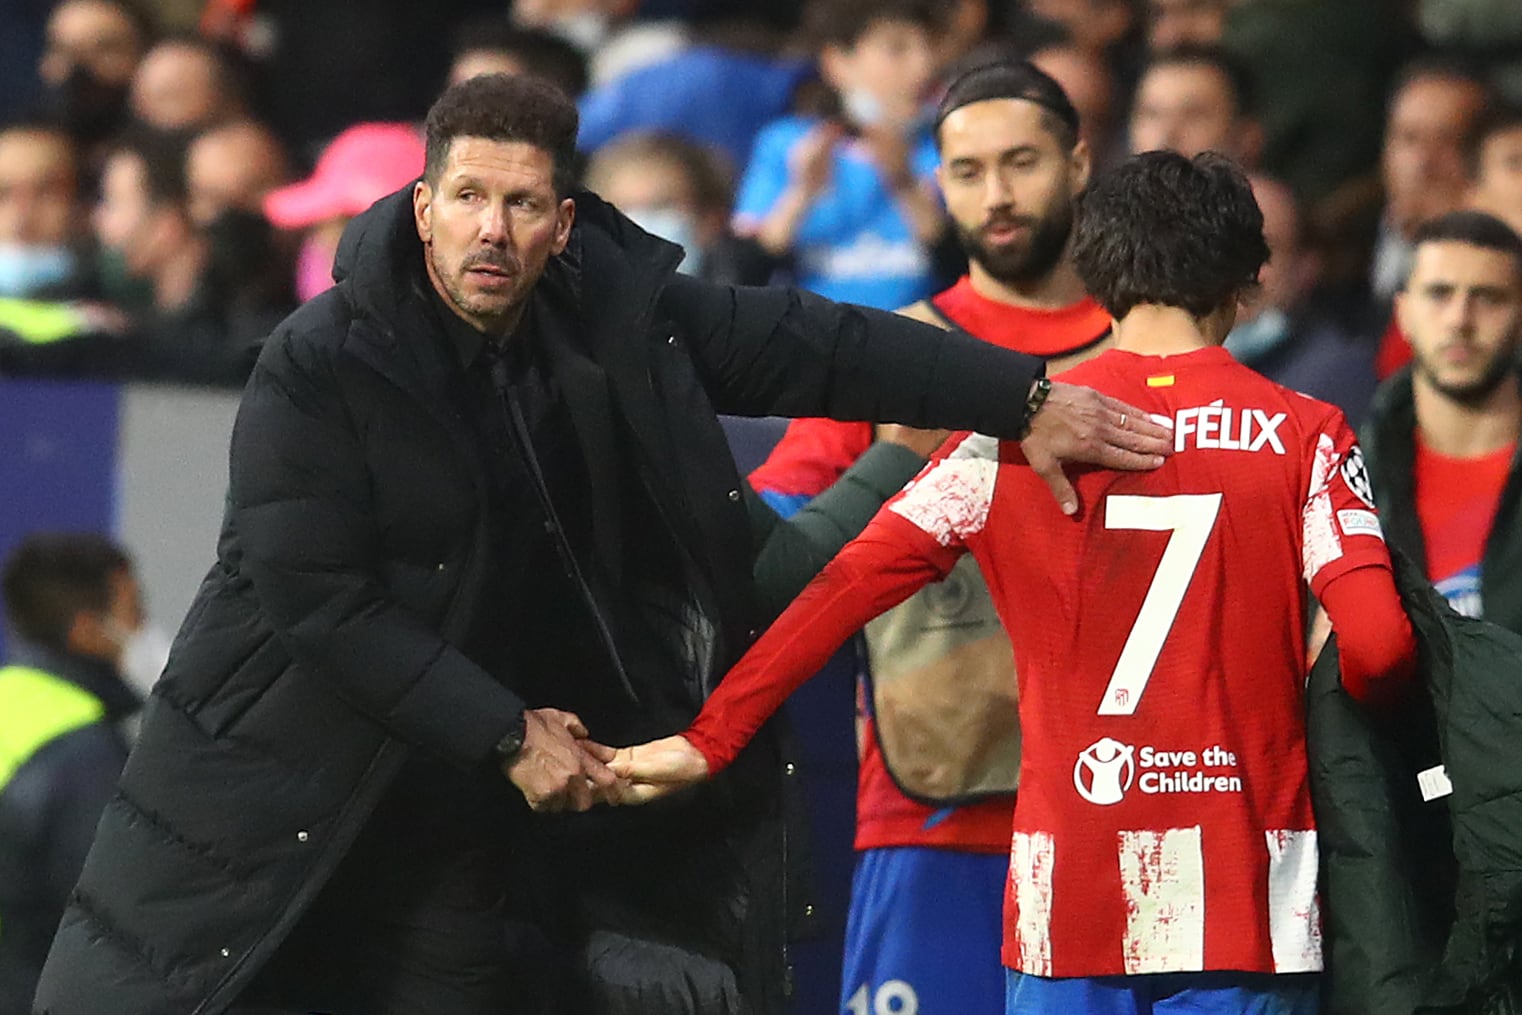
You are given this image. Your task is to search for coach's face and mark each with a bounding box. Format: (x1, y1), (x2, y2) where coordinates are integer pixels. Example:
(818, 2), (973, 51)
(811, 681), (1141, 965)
(1398, 240), (1522, 405)
(414, 136), (574, 336)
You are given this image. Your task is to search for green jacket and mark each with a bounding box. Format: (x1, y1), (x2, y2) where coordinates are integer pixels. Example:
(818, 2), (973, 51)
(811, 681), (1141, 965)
(1310, 550), (1522, 1014)
(1361, 367), (1522, 635)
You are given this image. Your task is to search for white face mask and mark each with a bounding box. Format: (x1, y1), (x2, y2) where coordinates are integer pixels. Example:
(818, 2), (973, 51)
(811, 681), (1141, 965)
(626, 205), (705, 276)
(0, 242), (76, 297)
(1225, 308), (1292, 365)
(841, 87), (887, 130)
(548, 11), (611, 52)
(109, 622), (174, 697)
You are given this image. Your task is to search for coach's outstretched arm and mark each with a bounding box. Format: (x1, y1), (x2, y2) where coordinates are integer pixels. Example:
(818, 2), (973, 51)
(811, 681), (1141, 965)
(659, 276), (1169, 514)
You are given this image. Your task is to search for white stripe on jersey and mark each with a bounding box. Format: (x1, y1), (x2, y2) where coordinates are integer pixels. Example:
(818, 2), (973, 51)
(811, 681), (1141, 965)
(888, 434), (998, 547)
(1265, 829), (1324, 973)
(1118, 826), (1205, 974)
(1302, 432), (1345, 583)
(1009, 830), (1056, 977)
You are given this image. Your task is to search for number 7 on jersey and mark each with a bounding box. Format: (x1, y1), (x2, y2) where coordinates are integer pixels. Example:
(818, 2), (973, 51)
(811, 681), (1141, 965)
(1098, 494), (1223, 715)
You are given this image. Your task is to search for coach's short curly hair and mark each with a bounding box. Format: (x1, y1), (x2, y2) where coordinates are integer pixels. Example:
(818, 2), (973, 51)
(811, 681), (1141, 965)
(424, 73), (579, 196)
(1072, 151), (1268, 319)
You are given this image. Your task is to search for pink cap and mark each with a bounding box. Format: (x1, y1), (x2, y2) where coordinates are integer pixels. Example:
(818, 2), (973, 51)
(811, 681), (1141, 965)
(263, 123), (425, 229)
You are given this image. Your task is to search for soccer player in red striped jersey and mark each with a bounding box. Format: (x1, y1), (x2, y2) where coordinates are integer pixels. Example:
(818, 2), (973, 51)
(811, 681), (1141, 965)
(613, 151), (1417, 1014)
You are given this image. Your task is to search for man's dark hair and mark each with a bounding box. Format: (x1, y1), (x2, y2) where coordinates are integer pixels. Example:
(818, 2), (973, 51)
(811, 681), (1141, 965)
(1467, 103), (1522, 176)
(1389, 53), (1494, 114)
(424, 73), (580, 196)
(449, 19), (589, 98)
(934, 54), (1080, 151)
(1073, 150), (1268, 318)
(2, 533), (130, 653)
(1409, 210), (1522, 282)
(1140, 43), (1257, 119)
(804, 0), (944, 50)
(107, 127), (190, 207)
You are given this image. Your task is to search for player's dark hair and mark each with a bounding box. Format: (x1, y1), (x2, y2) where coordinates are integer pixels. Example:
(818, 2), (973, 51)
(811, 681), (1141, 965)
(934, 55), (1079, 151)
(2, 533), (130, 653)
(1072, 150), (1268, 318)
(1408, 210), (1522, 282)
(424, 73), (579, 196)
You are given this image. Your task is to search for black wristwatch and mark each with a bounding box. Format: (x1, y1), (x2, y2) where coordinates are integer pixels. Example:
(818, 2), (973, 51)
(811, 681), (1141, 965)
(1018, 376), (1053, 440)
(493, 711), (528, 762)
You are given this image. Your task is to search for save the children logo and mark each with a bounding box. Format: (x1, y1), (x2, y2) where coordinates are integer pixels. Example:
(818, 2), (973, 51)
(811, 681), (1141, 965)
(1074, 737), (1136, 805)
(1073, 737), (1245, 805)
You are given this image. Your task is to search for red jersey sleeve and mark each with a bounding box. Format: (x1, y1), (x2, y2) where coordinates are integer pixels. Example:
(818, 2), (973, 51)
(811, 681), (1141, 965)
(747, 418), (875, 500)
(1301, 411), (1394, 597)
(687, 451), (999, 771)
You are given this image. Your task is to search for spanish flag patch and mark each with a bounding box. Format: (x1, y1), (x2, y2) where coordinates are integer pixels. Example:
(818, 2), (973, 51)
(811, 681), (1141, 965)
(1146, 375), (1175, 388)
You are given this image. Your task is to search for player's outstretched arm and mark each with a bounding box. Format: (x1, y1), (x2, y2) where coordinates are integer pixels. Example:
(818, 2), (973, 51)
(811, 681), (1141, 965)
(610, 736), (710, 804)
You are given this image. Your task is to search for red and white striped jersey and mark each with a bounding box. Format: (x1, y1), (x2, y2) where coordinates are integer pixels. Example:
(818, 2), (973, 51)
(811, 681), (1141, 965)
(883, 346), (1390, 976)
(689, 345), (1398, 977)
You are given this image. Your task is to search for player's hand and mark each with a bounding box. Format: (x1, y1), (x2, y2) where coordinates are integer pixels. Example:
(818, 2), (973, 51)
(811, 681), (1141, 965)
(876, 423), (952, 458)
(503, 708), (619, 813)
(607, 735), (711, 805)
(1020, 382), (1172, 515)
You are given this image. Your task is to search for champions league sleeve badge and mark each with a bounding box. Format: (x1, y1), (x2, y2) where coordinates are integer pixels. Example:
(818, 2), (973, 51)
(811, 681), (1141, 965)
(1340, 446), (1376, 509)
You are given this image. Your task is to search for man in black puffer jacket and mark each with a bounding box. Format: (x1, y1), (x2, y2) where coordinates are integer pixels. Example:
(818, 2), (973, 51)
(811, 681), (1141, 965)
(34, 74), (1169, 1015)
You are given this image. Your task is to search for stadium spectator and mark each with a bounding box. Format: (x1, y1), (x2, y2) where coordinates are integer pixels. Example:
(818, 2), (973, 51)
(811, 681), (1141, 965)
(1226, 174), (1379, 424)
(1371, 59), (1493, 306)
(1144, 0), (1228, 51)
(0, 121), (129, 376)
(1128, 44), (1261, 167)
(1022, 0), (1136, 61)
(0, 123), (89, 300)
(585, 130), (778, 284)
(512, 0), (687, 87)
(749, 59), (1113, 1014)
(1364, 211), (1522, 632)
(33, 73), (1169, 1015)
(127, 35), (247, 133)
(185, 120), (290, 227)
(613, 149), (1415, 1010)
(733, 0), (946, 309)
(1469, 105), (1522, 238)
(1029, 41), (1119, 167)
(37, 0), (154, 150)
(93, 129), (282, 383)
(0, 533), (143, 1014)
(446, 19), (590, 96)
(262, 121), (424, 303)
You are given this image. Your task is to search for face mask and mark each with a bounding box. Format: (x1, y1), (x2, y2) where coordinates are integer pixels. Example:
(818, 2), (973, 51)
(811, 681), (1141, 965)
(119, 624), (173, 698)
(1225, 308), (1292, 365)
(841, 87), (887, 130)
(548, 12), (611, 52)
(295, 232), (338, 303)
(626, 206), (704, 276)
(45, 65), (129, 145)
(96, 245), (156, 315)
(0, 243), (76, 297)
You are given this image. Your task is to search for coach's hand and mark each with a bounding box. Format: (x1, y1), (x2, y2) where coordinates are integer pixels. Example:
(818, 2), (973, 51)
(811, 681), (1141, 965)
(1021, 382), (1172, 515)
(607, 735), (710, 804)
(503, 708), (619, 813)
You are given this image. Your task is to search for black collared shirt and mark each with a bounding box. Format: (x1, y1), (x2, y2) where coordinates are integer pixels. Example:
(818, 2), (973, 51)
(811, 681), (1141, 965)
(428, 290), (594, 698)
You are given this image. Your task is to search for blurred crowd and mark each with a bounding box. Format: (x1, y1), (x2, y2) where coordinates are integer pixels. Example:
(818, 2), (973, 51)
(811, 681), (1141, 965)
(0, 0), (1516, 417)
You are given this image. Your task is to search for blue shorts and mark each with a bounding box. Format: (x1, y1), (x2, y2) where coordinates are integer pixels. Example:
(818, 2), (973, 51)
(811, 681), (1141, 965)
(841, 847), (1008, 1014)
(1005, 969), (1320, 1015)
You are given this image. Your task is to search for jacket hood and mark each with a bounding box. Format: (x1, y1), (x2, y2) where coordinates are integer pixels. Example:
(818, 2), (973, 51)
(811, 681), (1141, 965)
(331, 182), (685, 331)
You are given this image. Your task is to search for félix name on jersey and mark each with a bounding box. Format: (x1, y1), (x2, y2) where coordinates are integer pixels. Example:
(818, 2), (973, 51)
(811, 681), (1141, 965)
(1150, 399), (1287, 455)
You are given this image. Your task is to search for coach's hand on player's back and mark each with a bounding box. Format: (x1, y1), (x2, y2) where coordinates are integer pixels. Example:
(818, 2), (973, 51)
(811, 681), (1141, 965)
(607, 735), (710, 804)
(503, 708), (620, 813)
(1022, 382), (1171, 516)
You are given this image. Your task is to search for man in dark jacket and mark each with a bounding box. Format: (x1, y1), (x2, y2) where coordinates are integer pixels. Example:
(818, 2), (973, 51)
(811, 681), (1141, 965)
(34, 74), (1168, 1015)
(0, 534), (142, 1014)
(1362, 210), (1522, 635)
